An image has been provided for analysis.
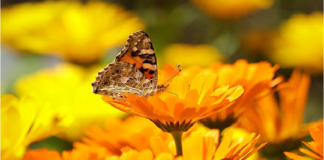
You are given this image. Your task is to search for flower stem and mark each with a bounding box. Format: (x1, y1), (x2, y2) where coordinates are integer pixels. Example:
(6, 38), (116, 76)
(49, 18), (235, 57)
(171, 132), (183, 156)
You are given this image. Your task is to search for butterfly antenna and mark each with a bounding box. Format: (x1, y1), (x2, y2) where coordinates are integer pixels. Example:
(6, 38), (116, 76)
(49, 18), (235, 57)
(167, 91), (178, 97)
(163, 64), (182, 86)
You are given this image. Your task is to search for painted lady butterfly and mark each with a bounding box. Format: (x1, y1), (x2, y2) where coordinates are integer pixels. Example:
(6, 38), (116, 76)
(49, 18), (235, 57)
(92, 30), (181, 100)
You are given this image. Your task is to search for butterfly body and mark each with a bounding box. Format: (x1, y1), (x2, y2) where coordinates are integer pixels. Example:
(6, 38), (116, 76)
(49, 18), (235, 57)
(92, 30), (172, 100)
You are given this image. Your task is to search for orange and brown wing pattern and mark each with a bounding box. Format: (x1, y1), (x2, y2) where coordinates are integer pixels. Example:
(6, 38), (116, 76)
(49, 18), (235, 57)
(113, 30), (158, 85)
(92, 30), (162, 100)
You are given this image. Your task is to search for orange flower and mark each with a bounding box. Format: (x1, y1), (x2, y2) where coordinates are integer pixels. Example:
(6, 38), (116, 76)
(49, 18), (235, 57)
(181, 60), (280, 132)
(239, 70), (321, 158)
(284, 123), (323, 160)
(74, 116), (169, 156)
(21, 128), (265, 160)
(149, 129), (266, 160)
(101, 68), (243, 156)
(22, 149), (61, 160)
(102, 72), (244, 133)
(191, 0), (273, 19)
(22, 148), (108, 160)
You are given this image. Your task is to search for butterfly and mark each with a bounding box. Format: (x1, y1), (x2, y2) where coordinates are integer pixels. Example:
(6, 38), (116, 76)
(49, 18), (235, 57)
(92, 30), (181, 100)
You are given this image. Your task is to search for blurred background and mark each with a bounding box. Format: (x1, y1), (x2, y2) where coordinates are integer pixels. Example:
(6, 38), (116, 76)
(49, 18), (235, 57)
(1, 0), (323, 156)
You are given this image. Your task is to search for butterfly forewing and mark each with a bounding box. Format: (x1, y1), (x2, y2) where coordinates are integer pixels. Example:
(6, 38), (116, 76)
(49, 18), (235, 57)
(92, 30), (161, 100)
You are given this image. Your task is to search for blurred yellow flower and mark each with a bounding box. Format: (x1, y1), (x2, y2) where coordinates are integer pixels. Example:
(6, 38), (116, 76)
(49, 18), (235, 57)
(271, 13), (323, 74)
(284, 122), (323, 160)
(1, 1), (145, 64)
(102, 73), (244, 133)
(239, 70), (321, 157)
(191, 0), (273, 19)
(14, 63), (125, 141)
(1, 94), (71, 160)
(161, 44), (224, 68)
(179, 60), (280, 132)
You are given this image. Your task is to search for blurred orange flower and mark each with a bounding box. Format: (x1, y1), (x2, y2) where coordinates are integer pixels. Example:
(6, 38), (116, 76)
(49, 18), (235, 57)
(102, 72), (244, 133)
(22, 149), (61, 160)
(22, 148), (108, 160)
(14, 63), (125, 141)
(179, 60), (280, 132)
(240, 29), (276, 55)
(1, 1), (144, 64)
(191, 0), (273, 19)
(74, 116), (169, 156)
(270, 13), (323, 74)
(239, 70), (321, 157)
(284, 122), (323, 160)
(161, 44), (224, 68)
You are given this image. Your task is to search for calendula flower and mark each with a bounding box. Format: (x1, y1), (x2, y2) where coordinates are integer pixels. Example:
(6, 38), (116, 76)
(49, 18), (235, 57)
(1, 1), (144, 64)
(161, 44), (224, 68)
(191, 0), (273, 19)
(14, 63), (125, 141)
(22, 148), (108, 160)
(1, 94), (71, 160)
(22, 148), (161, 160)
(182, 60), (280, 132)
(102, 70), (243, 155)
(239, 70), (321, 158)
(150, 129), (266, 160)
(21, 149), (61, 160)
(284, 123), (323, 160)
(74, 116), (169, 156)
(270, 13), (323, 74)
(103, 73), (243, 133)
(21, 126), (265, 160)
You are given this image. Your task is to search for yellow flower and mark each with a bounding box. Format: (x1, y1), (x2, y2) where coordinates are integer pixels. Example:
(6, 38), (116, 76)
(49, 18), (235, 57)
(161, 44), (224, 68)
(1, 1), (145, 64)
(270, 13), (323, 74)
(102, 72), (244, 133)
(239, 70), (321, 158)
(14, 63), (125, 141)
(1, 94), (71, 160)
(180, 60), (280, 132)
(284, 122), (323, 160)
(191, 0), (273, 19)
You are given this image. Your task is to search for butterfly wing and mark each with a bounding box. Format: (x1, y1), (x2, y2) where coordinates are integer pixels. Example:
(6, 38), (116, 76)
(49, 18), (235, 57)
(114, 30), (158, 89)
(92, 30), (159, 99)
